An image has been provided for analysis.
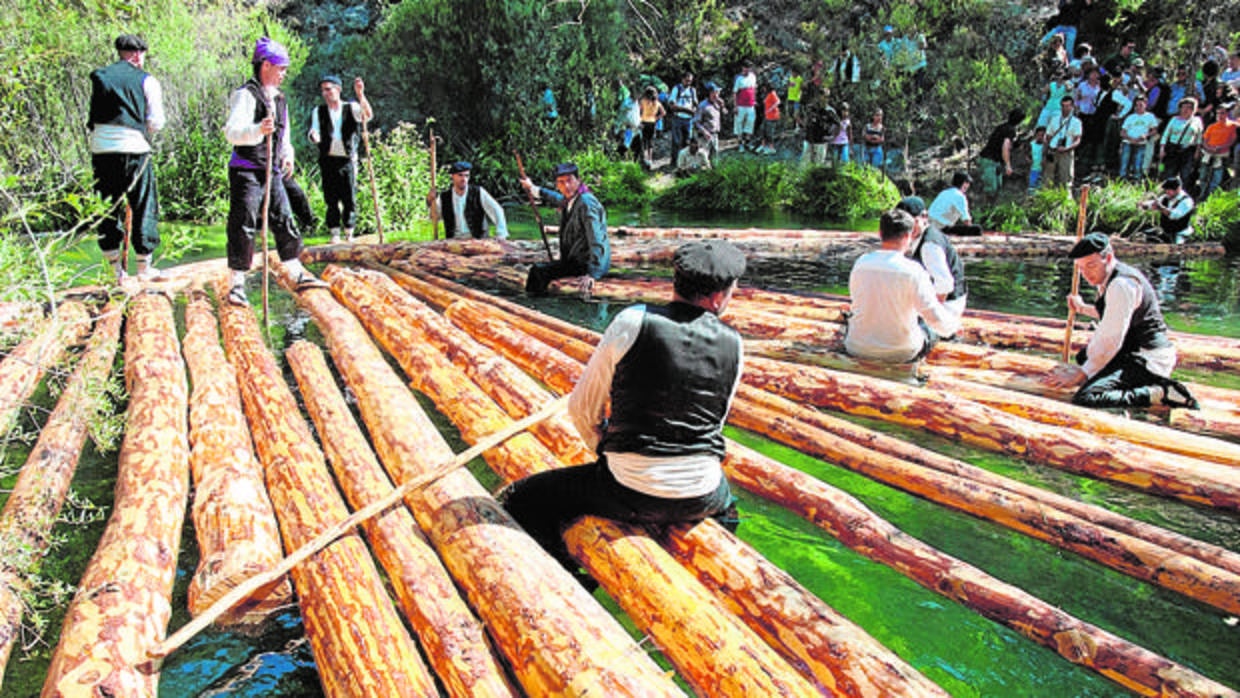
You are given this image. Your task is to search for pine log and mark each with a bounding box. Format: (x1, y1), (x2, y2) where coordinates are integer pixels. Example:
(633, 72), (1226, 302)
(728, 390), (1240, 616)
(285, 340), (518, 698)
(41, 293), (188, 698)
(0, 300), (91, 437)
(721, 441), (1239, 698)
(0, 303), (122, 687)
(1170, 408), (1240, 443)
(358, 265), (945, 697)
(326, 265), (823, 697)
(743, 356), (1240, 510)
(215, 280), (438, 698)
(182, 292), (292, 625)
(408, 269), (1238, 697)
(278, 266), (685, 697)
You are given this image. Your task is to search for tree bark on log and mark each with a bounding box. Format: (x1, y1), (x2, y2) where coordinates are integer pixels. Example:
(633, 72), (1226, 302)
(215, 281), (438, 698)
(41, 294), (188, 698)
(352, 265), (945, 697)
(721, 441), (1239, 698)
(326, 265), (823, 697)
(744, 356), (1240, 510)
(0, 300), (91, 437)
(276, 266), (685, 697)
(182, 291), (292, 626)
(0, 302), (121, 687)
(285, 340), (519, 698)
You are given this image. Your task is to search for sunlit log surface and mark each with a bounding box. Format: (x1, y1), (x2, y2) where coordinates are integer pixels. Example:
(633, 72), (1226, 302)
(285, 340), (518, 698)
(216, 280), (437, 698)
(181, 291), (291, 625)
(0, 303), (121, 688)
(277, 263), (685, 697)
(0, 300), (91, 437)
(41, 294), (188, 698)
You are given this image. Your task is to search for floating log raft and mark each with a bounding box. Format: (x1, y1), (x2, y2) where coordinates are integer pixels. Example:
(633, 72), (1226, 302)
(345, 264), (945, 697)
(216, 279), (438, 698)
(181, 291), (291, 625)
(41, 293), (188, 698)
(278, 265), (684, 696)
(285, 340), (518, 698)
(394, 269), (1237, 697)
(325, 265), (823, 697)
(0, 300), (91, 437)
(0, 302), (121, 688)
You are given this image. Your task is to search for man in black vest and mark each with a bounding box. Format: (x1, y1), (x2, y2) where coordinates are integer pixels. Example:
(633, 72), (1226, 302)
(425, 161), (509, 240)
(222, 37), (325, 307)
(1044, 232), (1198, 408)
(87, 34), (166, 282)
(502, 239), (746, 589)
(518, 162), (611, 297)
(897, 196), (968, 321)
(308, 74), (373, 243)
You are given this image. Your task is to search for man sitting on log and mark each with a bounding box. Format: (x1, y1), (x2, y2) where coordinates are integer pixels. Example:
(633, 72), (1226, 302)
(844, 209), (961, 363)
(1044, 232), (1198, 409)
(501, 240), (746, 589)
(519, 162), (611, 297)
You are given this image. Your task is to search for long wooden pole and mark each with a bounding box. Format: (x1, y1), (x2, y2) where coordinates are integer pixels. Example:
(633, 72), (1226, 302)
(1062, 184), (1090, 362)
(147, 392), (568, 661)
(428, 125), (440, 240)
(514, 150), (554, 262)
(361, 110), (384, 244)
(260, 126), (274, 338)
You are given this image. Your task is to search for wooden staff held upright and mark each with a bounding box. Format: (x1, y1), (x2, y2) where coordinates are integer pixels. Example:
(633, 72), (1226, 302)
(260, 107), (275, 336)
(355, 76), (383, 244)
(515, 150), (554, 262)
(428, 125), (439, 240)
(1062, 184), (1091, 362)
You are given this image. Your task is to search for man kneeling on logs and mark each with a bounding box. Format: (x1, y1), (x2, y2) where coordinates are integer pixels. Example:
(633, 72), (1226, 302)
(1044, 232), (1198, 409)
(501, 240), (746, 589)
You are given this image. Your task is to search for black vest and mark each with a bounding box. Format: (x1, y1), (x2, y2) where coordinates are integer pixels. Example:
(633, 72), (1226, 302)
(439, 185), (487, 239)
(601, 303), (741, 459)
(231, 80), (286, 172)
(1095, 262), (1172, 356)
(87, 60), (148, 131)
(1159, 192), (1194, 235)
(315, 102), (360, 159)
(912, 227), (968, 301)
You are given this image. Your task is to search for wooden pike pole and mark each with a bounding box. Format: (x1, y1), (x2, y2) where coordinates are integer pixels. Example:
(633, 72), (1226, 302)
(1062, 184), (1090, 362)
(428, 124), (440, 240)
(514, 150), (554, 262)
(147, 393), (568, 660)
(360, 89), (384, 244)
(260, 121), (274, 339)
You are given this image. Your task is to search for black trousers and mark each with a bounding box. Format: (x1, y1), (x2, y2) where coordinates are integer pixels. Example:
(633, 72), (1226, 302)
(526, 258), (588, 294)
(1073, 352), (1161, 408)
(319, 156), (357, 230)
(92, 152), (159, 255)
(226, 168), (303, 272)
(283, 174), (316, 231)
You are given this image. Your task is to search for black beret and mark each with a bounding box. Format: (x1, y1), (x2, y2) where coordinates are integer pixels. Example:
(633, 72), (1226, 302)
(115, 34), (147, 52)
(673, 240), (747, 285)
(320, 74), (343, 87)
(449, 161), (472, 174)
(896, 196), (926, 217)
(552, 162), (579, 178)
(1068, 231), (1111, 259)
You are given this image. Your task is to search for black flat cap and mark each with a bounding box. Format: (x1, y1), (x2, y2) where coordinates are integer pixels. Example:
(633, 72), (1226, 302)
(1069, 231), (1111, 259)
(552, 162), (579, 178)
(896, 196), (926, 217)
(674, 239), (747, 285)
(449, 161), (472, 174)
(115, 34), (148, 52)
(320, 74), (343, 87)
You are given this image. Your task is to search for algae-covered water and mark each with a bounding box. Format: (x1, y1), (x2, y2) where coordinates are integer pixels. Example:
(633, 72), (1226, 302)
(2, 215), (1238, 696)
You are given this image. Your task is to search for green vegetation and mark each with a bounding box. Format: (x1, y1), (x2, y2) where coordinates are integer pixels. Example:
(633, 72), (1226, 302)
(656, 157), (790, 212)
(791, 163), (901, 222)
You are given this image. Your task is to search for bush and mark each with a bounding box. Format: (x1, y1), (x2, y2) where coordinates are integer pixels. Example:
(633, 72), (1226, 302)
(788, 163), (899, 223)
(655, 156), (791, 212)
(1196, 189), (1240, 246)
(1023, 185), (1077, 235)
(355, 121), (434, 239)
(1086, 180), (1156, 239)
(975, 200), (1029, 233)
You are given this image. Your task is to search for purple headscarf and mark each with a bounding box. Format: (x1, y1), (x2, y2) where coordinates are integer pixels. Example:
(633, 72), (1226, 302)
(253, 37), (290, 67)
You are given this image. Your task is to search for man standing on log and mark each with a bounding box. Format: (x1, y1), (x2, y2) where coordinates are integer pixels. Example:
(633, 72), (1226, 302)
(222, 37), (325, 307)
(844, 209), (961, 362)
(501, 240), (746, 589)
(88, 34), (166, 282)
(518, 162), (611, 297)
(426, 161), (509, 240)
(898, 195), (968, 321)
(1044, 232), (1198, 408)
(307, 74), (372, 244)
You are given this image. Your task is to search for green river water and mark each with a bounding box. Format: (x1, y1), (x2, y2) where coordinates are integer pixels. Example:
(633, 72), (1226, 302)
(2, 211), (1238, 696)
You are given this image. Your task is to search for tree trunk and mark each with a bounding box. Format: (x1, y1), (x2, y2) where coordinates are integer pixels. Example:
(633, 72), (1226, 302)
(216, 281), (438, 698)
(0, 300), (91, 437)
(182, 291), (291, 626)
(41, 294), (188, 698)
(0, 302), (121, 687)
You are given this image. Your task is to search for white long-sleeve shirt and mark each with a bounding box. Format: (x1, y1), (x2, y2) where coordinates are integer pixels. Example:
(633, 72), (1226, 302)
(224, 84), (294, 168)
(845, 250), (961, 362)
(1082, 275), (1176, 378)
(307, 101), (366, 158)
(568, 304), (742, 498)
(428, 187), (509, 239)
(89, 74), (165, 154)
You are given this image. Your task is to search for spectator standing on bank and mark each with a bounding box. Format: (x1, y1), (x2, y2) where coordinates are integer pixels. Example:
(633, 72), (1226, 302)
(978, 109), (1023, 198)
(668, 72), (698, 161)
(732, 62), (758, 152)
(307, 74), (373, 243)
(694, 82), (726, 165)
(862, 109), (885, 169)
